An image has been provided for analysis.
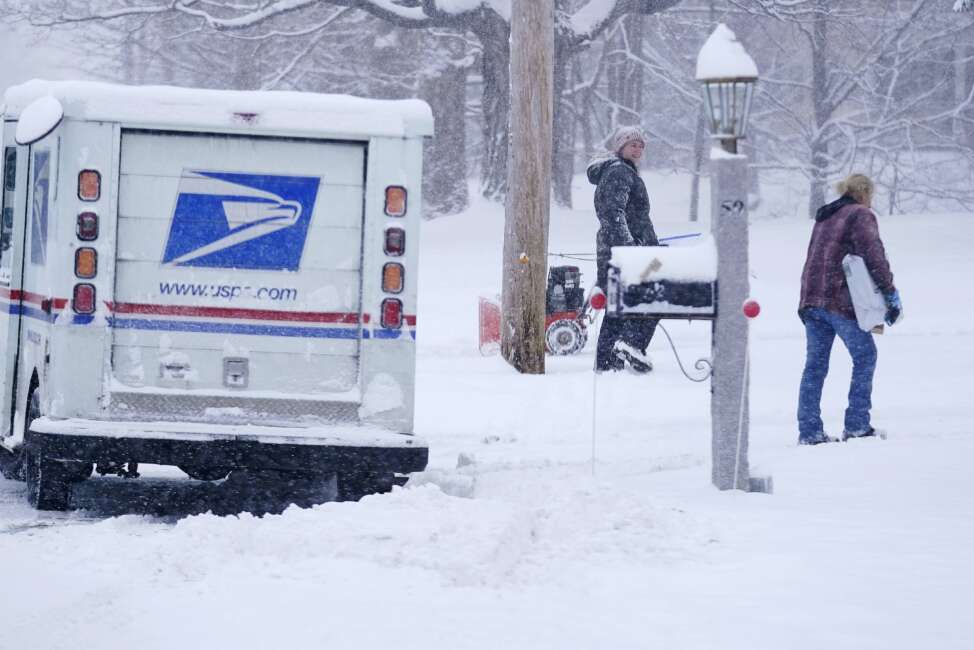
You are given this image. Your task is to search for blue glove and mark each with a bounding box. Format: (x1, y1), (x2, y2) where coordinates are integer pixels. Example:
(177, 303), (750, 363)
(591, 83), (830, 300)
(883, 289), (902, 326)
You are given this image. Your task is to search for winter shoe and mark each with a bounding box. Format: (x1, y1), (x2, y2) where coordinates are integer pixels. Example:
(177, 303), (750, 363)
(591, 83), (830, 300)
(798, 432), (838, 446)
(613, 341), (653, 374)
(842, 426), (884, 441)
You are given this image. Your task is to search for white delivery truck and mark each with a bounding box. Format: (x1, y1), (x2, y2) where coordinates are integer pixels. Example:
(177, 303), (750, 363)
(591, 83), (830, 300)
(0, 80), (430, 510)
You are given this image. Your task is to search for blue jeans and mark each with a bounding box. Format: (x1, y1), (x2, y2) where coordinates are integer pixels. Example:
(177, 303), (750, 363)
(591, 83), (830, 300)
(797, 307), (878, 438)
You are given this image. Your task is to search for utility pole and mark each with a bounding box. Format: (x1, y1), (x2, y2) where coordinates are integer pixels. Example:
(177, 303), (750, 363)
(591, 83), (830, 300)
(501, 0), (554, 374)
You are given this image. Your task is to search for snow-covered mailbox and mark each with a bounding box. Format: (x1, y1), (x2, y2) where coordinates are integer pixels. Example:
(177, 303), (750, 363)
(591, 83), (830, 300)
(0, 80), (431, 510)
(605, 237), (718, 320)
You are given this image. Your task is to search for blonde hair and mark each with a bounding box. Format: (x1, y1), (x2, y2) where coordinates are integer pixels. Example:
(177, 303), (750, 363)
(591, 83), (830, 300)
(836, 173), (874, 205)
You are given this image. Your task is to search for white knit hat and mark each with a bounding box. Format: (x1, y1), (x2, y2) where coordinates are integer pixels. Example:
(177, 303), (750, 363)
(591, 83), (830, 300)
(606, 125), (647, 153)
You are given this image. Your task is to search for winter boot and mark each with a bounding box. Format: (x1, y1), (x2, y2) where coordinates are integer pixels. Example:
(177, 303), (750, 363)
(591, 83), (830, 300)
(613, 341), (653, 374)
(798, 432), (839, 446)
(842, 426), (885, 441)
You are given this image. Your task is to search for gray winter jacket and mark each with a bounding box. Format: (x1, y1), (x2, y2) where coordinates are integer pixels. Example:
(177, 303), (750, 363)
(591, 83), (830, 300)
(587, 155), (658, 287)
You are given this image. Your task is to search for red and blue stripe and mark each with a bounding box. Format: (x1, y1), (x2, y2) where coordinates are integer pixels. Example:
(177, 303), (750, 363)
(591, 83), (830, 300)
(0, 291), (416, 340)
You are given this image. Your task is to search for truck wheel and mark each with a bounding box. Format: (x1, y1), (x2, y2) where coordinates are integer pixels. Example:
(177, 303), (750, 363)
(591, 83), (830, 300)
(25, 447), (72, 511)
(0, 446), (25, 481)
(179, 465), (232, 481)
(545, 319), (586, 355)
(23, 387), (72, 510)
(0, 385), (42, 482)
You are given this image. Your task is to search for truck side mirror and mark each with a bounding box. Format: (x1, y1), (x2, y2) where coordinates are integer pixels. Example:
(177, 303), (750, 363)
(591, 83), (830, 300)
(15, 95), (64, 145)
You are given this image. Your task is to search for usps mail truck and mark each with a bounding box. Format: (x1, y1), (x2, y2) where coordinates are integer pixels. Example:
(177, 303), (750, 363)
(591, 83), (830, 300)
(0, 80), (430, 510)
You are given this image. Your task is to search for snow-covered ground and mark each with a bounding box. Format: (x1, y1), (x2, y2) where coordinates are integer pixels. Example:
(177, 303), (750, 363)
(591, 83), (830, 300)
(1, 172), (972, 649)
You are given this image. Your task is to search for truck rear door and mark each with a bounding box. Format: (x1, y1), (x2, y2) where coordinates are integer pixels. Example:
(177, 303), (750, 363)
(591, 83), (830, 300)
(111, 130), (366, 421)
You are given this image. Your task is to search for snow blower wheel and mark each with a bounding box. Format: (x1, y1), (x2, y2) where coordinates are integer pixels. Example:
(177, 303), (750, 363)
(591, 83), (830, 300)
(545, 319), (587, 355)
(481, 265), (592, 357)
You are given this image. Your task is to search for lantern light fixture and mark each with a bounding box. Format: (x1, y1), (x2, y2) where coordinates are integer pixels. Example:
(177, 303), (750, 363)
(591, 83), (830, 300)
(695, 24), (759, 154)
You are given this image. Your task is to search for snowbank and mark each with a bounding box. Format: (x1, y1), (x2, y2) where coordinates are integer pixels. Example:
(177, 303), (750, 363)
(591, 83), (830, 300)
(2, 175), (972, 649)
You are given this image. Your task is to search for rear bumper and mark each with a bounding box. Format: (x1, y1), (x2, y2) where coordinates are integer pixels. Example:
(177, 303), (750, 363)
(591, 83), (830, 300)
(26, 418), (428, 474)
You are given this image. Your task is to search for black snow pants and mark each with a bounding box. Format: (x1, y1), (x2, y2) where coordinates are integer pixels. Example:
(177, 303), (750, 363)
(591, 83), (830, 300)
(595, 247), (659, 371)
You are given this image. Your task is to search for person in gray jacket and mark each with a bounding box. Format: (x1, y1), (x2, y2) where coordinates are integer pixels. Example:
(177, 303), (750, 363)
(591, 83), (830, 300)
(587, 125), (659, 372)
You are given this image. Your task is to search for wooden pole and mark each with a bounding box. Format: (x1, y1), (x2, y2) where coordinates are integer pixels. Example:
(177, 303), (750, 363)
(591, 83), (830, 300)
(501, 0), (554, 374)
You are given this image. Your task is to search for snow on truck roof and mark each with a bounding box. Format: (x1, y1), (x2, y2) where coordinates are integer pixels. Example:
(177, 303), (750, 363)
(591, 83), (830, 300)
(2, 79), (434, 139)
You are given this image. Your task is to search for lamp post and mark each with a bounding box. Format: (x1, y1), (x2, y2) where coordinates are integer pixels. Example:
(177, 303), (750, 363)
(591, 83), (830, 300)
(695, 25), (770, 493)
(697, 24), (758, 155)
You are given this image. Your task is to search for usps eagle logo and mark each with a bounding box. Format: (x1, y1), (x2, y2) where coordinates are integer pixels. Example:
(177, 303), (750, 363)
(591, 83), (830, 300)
(162, 170), (320, 271)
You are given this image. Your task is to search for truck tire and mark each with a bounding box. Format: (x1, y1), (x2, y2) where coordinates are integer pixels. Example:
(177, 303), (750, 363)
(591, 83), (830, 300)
(0, 446), (25, 481)
(0, 385), (37, 482)
(25, 447), (72, 511)
(23, 388), (73, 510)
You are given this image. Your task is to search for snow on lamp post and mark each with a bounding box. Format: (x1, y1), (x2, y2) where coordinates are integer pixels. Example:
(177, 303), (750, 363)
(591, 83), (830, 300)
(696, 24), (758, 155)
(695, 25), (771, 493)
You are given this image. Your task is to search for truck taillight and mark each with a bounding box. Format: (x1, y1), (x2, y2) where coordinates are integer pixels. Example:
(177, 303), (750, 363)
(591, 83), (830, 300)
(73, 283), (96, 314)
(77, 212), (98, 240)
(75, 247), (97, 279)
(381, 298), (403, 329)
(385, 186), (407, 217)
(382, 263), (404, 294)
(78, 170), (100, 201)
(384, 227), (405, 256)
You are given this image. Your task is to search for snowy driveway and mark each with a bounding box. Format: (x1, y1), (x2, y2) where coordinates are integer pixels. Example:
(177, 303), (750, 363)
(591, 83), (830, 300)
(1, 200), (972, 649)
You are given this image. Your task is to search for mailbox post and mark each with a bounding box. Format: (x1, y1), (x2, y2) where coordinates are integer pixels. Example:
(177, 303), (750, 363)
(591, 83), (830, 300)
(600, 24), (770, 494)
(709, 149), (753, 491)
(695, 24), (770, 492)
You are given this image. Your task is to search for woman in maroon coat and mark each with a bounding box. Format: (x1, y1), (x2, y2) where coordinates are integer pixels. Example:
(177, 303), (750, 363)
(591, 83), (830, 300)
(797, 174), (902, 445)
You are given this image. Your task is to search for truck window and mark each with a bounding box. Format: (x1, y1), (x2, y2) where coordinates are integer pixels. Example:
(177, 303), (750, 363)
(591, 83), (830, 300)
(30, 149), (50, 267)
(0, 146), (15, 283)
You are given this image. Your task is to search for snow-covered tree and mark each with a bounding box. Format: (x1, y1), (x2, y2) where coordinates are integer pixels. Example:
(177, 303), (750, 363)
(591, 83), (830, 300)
(566, 0), (974, 217)
(10, 0), (683, 207)
(1, 1), (474, 215)
(587, 0), (974, 216)
(732, 0), (974, 215)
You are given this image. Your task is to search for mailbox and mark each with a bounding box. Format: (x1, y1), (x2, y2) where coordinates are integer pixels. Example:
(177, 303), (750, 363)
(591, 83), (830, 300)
(605, 236), (717, 320)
